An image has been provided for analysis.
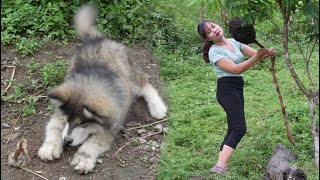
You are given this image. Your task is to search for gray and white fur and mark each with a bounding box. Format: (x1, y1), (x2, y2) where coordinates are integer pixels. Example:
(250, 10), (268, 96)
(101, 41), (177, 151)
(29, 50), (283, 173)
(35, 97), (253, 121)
(38, 4), (167, 174)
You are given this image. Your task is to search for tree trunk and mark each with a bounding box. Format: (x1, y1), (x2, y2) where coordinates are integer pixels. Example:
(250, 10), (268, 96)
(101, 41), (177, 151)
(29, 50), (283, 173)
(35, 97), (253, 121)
(279, 1), (319, 167)
(308, 97), (319, 167)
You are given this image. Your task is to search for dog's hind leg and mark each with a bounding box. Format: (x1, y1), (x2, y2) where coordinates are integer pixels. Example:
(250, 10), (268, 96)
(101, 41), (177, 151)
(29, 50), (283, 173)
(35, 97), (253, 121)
(38, 110), (66, 161)
(141, 83), (168, 119)
(70, 127), (114, 174)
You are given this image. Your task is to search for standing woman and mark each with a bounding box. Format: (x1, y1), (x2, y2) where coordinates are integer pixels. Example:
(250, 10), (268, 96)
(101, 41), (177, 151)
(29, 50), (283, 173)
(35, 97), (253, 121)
(197, 20), (276, 174)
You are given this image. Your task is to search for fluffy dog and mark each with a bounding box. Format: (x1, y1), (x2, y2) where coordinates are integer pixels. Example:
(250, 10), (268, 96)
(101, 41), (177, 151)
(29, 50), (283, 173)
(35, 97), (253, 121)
(38, 4), (167, 174)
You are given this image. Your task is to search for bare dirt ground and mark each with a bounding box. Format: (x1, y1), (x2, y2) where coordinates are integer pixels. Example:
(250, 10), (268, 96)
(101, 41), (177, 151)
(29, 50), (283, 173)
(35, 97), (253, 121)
(1, 41), (169, 180)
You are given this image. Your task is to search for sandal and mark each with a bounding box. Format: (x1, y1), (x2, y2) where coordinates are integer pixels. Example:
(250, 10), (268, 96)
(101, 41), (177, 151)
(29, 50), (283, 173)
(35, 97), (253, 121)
(208, 164), (228, 175)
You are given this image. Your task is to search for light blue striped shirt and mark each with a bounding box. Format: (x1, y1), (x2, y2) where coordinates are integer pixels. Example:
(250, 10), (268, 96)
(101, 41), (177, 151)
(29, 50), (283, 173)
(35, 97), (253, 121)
(208, 38), (246, 78)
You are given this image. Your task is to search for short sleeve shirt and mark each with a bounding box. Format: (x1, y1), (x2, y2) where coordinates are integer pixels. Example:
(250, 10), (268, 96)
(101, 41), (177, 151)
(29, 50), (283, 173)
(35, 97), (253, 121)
(208, 38), (246, 78)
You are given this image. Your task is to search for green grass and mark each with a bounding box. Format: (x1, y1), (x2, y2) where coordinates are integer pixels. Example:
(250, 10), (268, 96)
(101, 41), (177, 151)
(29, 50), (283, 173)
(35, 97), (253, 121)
(152, 6), (319, 176)
(155, 47), (319, 179)
(1, 1), (318, 179)
(158, 57), (318, 177)
(151, 1), (319, 179)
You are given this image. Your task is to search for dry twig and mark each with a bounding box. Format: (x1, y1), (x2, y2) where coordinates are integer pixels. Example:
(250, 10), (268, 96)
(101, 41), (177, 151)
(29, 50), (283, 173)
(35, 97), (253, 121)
(4, 65), (16, 93)
(124, 118), (169, 131)
(32, 83), (48, 96)
(113, 131), (163, 158)
(17, 166), (49, 180)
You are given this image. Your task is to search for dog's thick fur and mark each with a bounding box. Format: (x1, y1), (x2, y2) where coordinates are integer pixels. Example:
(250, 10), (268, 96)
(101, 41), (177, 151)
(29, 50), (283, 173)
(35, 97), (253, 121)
(38, 5), (167, 174)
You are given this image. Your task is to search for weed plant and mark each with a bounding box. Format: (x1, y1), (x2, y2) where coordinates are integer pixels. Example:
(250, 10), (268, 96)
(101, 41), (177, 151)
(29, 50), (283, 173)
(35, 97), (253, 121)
(1, 59), (67, 117)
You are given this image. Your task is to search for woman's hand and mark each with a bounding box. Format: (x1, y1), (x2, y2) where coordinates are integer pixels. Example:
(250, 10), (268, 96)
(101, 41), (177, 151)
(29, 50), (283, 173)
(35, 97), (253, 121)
(254, 48), (271, 60)
(268, 48), (277, 58)
(254, 48), (277, 60)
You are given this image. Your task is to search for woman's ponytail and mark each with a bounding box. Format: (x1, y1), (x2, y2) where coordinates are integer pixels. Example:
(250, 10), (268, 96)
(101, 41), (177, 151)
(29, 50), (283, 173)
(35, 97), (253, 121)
(201, 41), (213, 63)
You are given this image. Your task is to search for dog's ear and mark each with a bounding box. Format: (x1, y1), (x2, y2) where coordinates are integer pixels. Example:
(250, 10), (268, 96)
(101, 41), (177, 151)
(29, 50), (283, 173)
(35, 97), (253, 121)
(83, 106), (108, 127)
(47, 84), (71, 107)
(83, 107), (94, 120)
(85, 95), (118, 126)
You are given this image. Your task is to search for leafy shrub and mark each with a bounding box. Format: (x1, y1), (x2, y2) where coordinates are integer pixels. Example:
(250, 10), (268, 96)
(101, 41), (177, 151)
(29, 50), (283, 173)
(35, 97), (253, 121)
(1, 0), (76, 55)
(41, 60), (68, 88)
(1, 0), (179, 55)
(15, 37), (42, 55)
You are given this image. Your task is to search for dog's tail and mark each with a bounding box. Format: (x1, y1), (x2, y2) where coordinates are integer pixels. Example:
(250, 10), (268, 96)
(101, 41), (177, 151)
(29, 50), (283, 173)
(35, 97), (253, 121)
(74, 4), (103, 40)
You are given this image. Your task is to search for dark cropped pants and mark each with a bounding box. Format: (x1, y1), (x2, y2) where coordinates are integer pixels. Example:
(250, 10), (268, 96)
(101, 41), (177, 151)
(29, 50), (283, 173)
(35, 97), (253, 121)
(216, 76), (247, 151)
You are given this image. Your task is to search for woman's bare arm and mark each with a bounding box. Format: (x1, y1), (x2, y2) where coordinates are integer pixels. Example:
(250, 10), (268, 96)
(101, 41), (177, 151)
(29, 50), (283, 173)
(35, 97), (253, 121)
(215, 48), (271, 74)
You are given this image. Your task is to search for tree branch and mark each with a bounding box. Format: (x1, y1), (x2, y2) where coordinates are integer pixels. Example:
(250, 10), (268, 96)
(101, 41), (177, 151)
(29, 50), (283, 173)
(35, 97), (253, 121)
(255, 40), (295, 145)
(282, 10), (310, 97)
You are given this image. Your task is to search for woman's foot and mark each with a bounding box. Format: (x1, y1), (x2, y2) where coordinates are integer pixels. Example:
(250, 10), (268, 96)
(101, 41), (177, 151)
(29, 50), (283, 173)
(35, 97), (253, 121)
(208, 164), (228, 175)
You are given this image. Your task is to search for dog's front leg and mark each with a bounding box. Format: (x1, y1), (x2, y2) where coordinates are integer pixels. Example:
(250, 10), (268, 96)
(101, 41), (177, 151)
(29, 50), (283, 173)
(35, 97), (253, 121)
(38, 110), (66, 161)
(71, 129), (114, 174)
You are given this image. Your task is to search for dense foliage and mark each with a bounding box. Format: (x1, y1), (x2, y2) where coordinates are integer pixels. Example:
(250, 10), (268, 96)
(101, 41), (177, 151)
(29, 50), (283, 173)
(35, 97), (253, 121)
(1, 0), (179, 55)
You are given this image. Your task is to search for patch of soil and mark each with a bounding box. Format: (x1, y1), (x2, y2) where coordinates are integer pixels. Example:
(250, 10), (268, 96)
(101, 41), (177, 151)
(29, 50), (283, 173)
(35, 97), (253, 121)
(1, 41), (169, 180)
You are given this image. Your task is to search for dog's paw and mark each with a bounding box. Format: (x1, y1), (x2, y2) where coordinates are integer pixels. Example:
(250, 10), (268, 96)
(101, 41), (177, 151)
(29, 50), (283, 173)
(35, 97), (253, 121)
(38, 142), (63, 161)
(70, 152), (96, 174)
(150, 102), (168, 119)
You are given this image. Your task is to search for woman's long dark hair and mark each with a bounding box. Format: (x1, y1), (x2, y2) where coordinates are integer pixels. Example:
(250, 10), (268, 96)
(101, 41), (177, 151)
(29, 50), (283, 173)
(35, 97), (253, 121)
(201, 41), (213, 63)
(198, 20), (214, 63)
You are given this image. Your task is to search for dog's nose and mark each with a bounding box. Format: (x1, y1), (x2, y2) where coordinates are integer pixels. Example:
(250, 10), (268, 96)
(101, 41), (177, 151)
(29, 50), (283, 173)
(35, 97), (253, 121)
(64, 137), (73, 144)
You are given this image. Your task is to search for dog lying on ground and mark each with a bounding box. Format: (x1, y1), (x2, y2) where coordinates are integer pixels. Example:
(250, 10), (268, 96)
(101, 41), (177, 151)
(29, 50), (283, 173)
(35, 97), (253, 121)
(38, 4), (168, 174)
